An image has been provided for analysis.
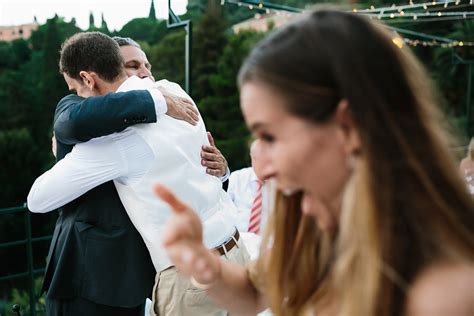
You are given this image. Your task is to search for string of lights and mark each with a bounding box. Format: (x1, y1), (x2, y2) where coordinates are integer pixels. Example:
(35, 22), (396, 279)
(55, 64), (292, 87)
(383, 15), (474, 23)
(363, 10), (474, 20)
(223, 0), (474, 21)
(355, 0), (472, 13)
(391, 25), (474, 46)
(222, 0), (474, 47)
(403, 38), (473, 46)
(222, 0), (302, 13)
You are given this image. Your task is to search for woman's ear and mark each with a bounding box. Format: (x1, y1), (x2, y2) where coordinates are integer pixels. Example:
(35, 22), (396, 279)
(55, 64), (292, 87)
(79, 71), (95, 90)
(334, 99), (361, 156)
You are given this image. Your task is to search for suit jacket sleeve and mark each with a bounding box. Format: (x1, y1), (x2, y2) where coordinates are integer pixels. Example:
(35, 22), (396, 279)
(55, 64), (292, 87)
(54, 90), (157, 145)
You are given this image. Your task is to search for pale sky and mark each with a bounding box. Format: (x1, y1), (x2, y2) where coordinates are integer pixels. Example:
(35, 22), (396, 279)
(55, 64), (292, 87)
(0, 0), (188, 31)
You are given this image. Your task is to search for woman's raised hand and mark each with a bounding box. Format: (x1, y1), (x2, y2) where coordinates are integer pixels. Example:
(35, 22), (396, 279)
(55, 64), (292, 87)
(154, 184), (222, 287)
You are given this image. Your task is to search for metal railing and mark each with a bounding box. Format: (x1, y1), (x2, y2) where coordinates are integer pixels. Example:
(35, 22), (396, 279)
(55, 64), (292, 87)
(0, 204), (52, 316)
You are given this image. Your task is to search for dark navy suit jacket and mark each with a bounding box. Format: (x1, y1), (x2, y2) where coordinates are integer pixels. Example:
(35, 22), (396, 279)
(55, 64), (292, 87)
(43, 91), (157, 307)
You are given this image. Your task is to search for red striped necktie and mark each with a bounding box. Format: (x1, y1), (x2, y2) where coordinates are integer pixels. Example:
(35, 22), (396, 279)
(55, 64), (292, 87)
(248, 180), (263, 234)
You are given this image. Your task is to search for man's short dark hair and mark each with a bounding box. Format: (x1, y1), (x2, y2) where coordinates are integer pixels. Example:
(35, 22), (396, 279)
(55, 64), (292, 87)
(59, 32), (124, 82)
(113, 36), (141, 49)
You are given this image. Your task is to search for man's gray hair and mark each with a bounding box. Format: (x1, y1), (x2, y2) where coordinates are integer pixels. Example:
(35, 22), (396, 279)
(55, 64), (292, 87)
(112, 36), (141, 49)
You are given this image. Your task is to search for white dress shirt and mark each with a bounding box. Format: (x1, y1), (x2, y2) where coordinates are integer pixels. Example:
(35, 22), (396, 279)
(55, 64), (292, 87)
(227, 167), (275, 260)
(227, 167), (270, 232)
(28, 76), (238, 272)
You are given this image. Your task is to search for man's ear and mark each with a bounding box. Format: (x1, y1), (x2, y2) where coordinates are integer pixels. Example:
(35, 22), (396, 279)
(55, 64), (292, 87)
(79, 71), (96, 90)
(334, 99), (361, 156)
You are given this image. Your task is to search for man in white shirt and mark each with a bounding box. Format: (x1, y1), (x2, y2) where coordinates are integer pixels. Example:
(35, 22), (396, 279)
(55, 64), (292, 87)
(28, 32), (249, 316)
(227, 140), (273, 259)
(112, 36), (230, 180)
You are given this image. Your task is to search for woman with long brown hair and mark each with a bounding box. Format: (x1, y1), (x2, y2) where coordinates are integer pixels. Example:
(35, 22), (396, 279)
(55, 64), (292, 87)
(154, 9), (474, 316)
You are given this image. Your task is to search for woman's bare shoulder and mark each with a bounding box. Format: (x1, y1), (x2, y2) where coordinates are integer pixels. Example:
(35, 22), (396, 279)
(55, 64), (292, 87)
(405, 262), (474, 316)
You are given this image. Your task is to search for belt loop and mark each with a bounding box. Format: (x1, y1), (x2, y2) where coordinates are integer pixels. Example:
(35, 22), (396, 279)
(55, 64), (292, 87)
(222, 243), (229, 259)
(231, 232), (239, 249)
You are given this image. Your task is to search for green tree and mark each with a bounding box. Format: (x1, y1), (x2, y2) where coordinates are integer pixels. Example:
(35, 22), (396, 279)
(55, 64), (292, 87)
(192, 0), (228, 101)
(100, 13), (110, 33)
(39, 16), (68, 145)
(199, 30), (264, 170)
(30, 17), (81, 51)
(148, 29), (186, 86)
(11, 39), (31, 64)
(0, 129), (48, 206)
(0, 42), (18, 71)
(118, 18), (167, 44)
(89, 11), (95, 29)
(431, 20), (474, 135)
(149, 0), (157, 21)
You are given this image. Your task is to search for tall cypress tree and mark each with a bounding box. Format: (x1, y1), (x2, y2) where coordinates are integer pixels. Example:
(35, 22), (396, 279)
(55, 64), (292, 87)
(39, 15), (67, 145)
(192, 0), (227, 101)
(149, 0), (157, 20)
(101, 13), (109, 33)
(89, 11), (95, 29)
(198, 31), (263, 170)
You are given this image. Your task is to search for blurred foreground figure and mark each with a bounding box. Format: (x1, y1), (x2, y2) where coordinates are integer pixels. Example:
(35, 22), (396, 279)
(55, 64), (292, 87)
(156, 9), (474, 316)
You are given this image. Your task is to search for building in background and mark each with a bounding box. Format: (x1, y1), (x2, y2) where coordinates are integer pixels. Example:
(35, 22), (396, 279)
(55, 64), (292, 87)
(232, 12), (294, 34)
(0, 19), (39, 42)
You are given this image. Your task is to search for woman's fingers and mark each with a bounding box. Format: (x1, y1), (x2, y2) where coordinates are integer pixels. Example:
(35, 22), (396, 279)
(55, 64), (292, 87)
(155, 183), (221, 286)
(154, 183), (203, 246)
(166, 242), (220, 284)
(154, 183), (189, 214)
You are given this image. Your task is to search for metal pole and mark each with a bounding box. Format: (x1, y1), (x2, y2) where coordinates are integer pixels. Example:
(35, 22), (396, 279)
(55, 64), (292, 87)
(185, 22), (192, 95)
(168, 0), (192, 95)
(466, 63), (473, 136)
(24, 206), (36, 316)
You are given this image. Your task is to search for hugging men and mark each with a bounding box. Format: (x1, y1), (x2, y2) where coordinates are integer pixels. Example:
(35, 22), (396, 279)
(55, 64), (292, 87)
(28, 32), (249, 316)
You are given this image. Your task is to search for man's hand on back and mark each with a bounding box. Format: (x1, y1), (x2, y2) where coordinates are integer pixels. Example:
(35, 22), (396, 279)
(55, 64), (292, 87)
(201, 132), (228, 177)
(158, 86), (199, 126)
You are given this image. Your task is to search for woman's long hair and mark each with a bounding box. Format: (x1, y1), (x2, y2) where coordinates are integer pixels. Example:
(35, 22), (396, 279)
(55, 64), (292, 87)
(239, 9), (474, 316)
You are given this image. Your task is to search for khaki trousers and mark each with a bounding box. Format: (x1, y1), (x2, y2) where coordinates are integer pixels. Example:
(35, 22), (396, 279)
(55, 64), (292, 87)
(150, 238), (250, 316)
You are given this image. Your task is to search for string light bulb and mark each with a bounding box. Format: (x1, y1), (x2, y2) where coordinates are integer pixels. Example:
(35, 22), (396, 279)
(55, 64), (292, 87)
(392, 37), (405, 48)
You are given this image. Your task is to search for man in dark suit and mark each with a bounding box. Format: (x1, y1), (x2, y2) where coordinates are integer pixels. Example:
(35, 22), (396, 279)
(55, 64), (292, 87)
(35, 36), (229, 316)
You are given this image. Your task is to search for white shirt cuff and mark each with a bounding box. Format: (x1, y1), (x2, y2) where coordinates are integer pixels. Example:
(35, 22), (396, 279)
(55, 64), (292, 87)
(219, 167), (231, 183)
(147, 88), (167, 116)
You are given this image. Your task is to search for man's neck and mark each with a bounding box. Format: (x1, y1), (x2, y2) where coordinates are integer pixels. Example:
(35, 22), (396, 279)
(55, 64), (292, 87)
(98, 73), (128, 94)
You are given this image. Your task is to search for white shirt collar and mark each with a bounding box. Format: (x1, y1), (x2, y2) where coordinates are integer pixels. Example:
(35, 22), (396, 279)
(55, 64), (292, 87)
(116, 75), (155, 93)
